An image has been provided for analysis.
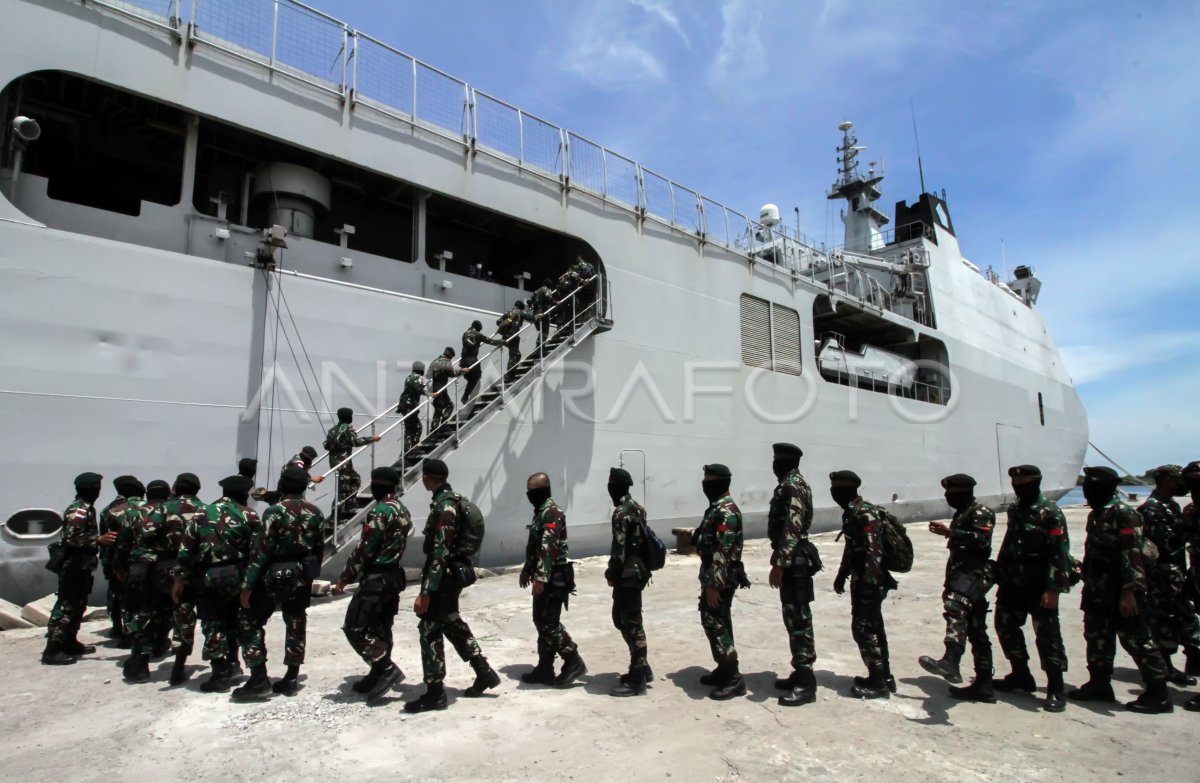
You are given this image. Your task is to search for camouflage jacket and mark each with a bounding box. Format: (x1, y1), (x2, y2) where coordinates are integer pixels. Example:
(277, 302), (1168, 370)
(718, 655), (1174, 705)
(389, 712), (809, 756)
(768, 470), (814, 567)
(572, 260), (595, 280)
(497, 306), (530, 337)
(523, 497), (569, 583)
(605, 494), (648, 584)
(695, 494), (743, 589)
(836, 498), (889, 589)
(60, 499), (99, 570)
(323, 422), (374, 468)
(421, 484), (467, 594)
(128, 499), (168, 564)
(1185, 499), (1199, 575)
(461, 327), (501, 362)
(946, 501), (995, 577)
(429, 355), (458, 392)
(1082, 498), (1147, 608)
(175, 498), (260, 580)
(99, 495), (133, 568)
(528, 285), (554, 315)
(161, 495), (210, 566)
(996, 495), (1071, 593)
(1138, 493), (1187, 575)
(110, 497), (150, 574)
(397, 372), (426, 414)
(339, 496), (411, 585)
(555, 270), (581, 298)
(242, 496), (325, 590)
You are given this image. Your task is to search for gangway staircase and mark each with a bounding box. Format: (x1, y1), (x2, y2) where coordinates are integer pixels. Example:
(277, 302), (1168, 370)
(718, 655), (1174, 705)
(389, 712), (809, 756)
(312, 277), (610, 566)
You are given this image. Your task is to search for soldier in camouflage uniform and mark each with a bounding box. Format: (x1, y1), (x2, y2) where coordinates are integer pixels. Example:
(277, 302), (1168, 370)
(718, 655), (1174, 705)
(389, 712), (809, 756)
(497, 301), (530, 378)
(396, 360), (427, 464)
(461, 320), (502, 403)
(767, 444), (819, 706)
(993, 464), (1072, 712)
(407, 459), (501, 712)
(118, 479), (169, 682)
(919, 473), (997, 702)
(1183, 460), (1200, 712)
(1138, 464), (1200, 686)
(234, 466), (325, 700)
(173, 475), (260, 693)
(528, 278), (555, 348)
(604, 467), (652, 697)
(831, 470), (898, 699)
(323, 407), (382, 521)
(161, 472), (210, 686)
(428, 347), (461, 433)
(99, 475), (144, 646)
(41, 472), (117, 665)
(333, 467), (412, 701)
(694, 463), (748, 700)
(519, 472), (587, 688)
(1066, 467), (1173, 713)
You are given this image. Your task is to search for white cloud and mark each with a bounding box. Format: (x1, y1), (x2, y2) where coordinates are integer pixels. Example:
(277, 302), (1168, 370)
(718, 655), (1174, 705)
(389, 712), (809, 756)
(629, 0), (691, 48)
(707, 0), (767, 88)
(1060, 332), (1200, 386)
(1082, 364), (1200, 471)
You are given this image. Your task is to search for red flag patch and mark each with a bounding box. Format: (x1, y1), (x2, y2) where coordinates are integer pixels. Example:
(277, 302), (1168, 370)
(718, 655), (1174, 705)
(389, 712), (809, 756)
(545, 523), (556, 529)
(1049, 528), (1063, 537)
(1119, 527), (1135, 535)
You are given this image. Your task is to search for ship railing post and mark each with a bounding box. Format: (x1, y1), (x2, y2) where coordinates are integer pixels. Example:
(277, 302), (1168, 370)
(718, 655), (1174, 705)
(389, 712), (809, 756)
(332, 471), (340, 550)
(351, 31), (359, 100)
(517, 109), (525, 167)
(369, 421), (376, 473)
(270, 0), (279, 72)
(453, 376), (460, 446)
(340, 24), (348, 95)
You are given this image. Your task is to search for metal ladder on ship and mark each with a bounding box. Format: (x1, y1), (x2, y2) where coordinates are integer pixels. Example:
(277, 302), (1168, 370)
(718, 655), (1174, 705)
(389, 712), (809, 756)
(309, 276), (611, 564)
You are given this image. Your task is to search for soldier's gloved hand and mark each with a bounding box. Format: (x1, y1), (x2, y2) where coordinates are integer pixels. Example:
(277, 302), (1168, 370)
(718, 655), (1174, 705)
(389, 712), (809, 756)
(833, 574), (847, 595)
(1119, 589), (1139, 618)
(769, 566), (782, 590)
(518, 571), (530, 589)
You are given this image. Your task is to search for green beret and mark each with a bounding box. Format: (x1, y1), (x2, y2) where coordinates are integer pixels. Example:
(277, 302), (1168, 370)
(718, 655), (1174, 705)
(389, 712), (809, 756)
(1152, 464), (1182, 479)
(1007, 464), (1042, 479)
(703, 463), (732, 478)
(772, 443), (803, 459)
(940, 473), (977, 490)
(1083, 466), (1120, 482)
(422, 458), (449, 478)
(371, 467), (401, 486)
(74, 472), (103, 490)
(609, 467), (633, 485)
(219, 475), (255, 493)
(829, 470), (861, 487)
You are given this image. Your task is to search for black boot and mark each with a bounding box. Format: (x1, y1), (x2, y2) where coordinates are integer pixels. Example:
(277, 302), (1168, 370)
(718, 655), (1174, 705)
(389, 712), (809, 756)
(919, 644), (963, 684)
(1067, 670), (1115, 703)
(62, 637), (96, 656)
(464, 656), (501, 697)
(778, 668), (817, 707)
(521, 655), (556, 685)
(610, 669), (647, 697)
(352, 659), (385, 694)
(554, 651), (588, 688)
(1185, 649), (1200, 677)
(850, 667), (891, 699)
(40, 641), (77, 666)
(1043, 669), (1066, 712)
(949, 669), (997, 703)
(366, 660), (404, 701)
(700, 665), (732, 687)
(993, 662), (1037, 693)
(404, 683), (448, 713)
(232, 665), (272, 701)
(1126, 680), (1174, 714)
(774, 670), (801, 691)
(1184, 693), (1200, 712)
(273, 664), (301, 696)
(200, 659), (235, 693)
(168, 652), (189, 686)
(621, 663), (654, 686)
(117, 635), (133, 650)
(853, 673), (897, 693)
(710, 667), (746, 701)
(1165, 657), (1197, 686)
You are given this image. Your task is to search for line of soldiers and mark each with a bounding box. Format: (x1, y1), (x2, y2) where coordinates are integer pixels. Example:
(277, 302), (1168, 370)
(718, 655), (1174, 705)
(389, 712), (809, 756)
(40, 448), (1200, 714)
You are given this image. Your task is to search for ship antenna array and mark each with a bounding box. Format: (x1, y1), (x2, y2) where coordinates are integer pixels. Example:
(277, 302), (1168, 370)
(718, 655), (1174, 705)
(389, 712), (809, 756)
(910, 100), (926, 194)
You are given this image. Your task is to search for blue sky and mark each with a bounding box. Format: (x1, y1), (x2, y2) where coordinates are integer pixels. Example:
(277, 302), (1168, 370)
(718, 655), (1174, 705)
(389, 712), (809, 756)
(326, 0), (1198, 472)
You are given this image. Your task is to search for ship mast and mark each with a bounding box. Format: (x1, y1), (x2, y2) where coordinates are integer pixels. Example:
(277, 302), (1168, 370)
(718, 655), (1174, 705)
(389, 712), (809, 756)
(827, 121), (889, 252)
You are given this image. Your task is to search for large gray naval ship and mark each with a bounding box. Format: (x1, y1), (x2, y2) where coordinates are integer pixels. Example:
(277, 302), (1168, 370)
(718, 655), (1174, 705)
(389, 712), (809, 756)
(0, 0), (1087, 603)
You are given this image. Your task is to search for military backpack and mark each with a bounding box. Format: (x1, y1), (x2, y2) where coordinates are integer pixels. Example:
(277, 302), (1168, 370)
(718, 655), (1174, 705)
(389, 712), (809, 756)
(452, 493), (486, 561)
(879, 508), (914, 573)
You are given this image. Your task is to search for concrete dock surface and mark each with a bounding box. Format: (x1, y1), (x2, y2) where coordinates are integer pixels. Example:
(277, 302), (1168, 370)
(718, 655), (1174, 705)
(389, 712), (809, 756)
(1, 505), (1197, 782)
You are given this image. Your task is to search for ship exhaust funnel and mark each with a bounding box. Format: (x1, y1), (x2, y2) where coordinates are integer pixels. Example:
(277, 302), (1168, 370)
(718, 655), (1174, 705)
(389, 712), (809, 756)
(251, 162), (331, 239)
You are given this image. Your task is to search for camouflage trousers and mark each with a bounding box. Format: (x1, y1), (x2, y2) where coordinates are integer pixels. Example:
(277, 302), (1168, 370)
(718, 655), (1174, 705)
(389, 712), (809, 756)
(198, 588), (241, 662)
(612, 586), (647, 670)
(504, 337), (522, 377)
(333, 466), (362, 521)
(461, 362), (482, 403)
(343, 572), (401, 665)
(431, 392), (454, 432)
(779, 571), (816, 671)
(402, 416), (422, 460)
(994, 587), (1068, 672)
(1082, 602), (1166, 683)
(47, 568), (93, 644)
(239, 585), (310, 668)
(122, 571), (162, 656)
(419, 585), (483, 684)
(532, 585), (576, 661)
(1147, 570), (1200, 657)
(103, 565), (124, 633)
(171, 585), (197, 657)
(699, 587), (737, 668)
(943, 590), (993, 671)
(850, 581), (889, 672)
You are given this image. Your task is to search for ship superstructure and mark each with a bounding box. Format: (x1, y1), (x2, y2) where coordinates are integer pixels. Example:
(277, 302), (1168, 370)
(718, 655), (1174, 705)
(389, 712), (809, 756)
(0, 0), (1086, 603)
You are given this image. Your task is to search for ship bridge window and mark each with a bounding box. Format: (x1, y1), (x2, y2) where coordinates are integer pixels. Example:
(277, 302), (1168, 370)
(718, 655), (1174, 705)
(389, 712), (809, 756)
(740, 294), (802, 376)
(2, 71), (185, 216)
(813, 294), (950, 405)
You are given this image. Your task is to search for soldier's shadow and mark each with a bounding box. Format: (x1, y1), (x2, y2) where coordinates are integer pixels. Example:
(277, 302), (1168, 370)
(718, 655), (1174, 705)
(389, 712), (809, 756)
(322, 675), (415, 706)
(741, 670), (782, 704)
(667, 665), (714, 700)
(897, 675), (956, 724)
(813, 668), (857, 698)
(581, 671), (623, 696)
(497, 662), (560, 691)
